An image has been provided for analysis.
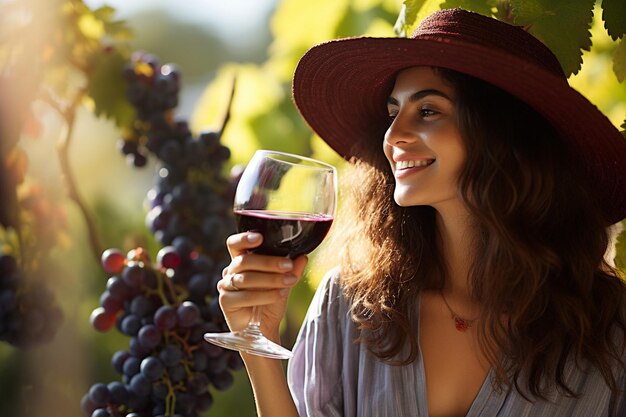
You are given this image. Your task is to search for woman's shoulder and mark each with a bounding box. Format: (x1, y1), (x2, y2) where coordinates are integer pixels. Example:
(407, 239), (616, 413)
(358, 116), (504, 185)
(305, 266), (350, 321)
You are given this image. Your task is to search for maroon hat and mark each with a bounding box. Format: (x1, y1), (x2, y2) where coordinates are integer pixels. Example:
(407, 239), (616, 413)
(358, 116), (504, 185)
(292, 8), (626, 223)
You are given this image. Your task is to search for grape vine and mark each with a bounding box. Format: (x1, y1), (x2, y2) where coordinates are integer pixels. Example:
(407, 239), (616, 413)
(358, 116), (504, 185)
(82, 50), (239, 417)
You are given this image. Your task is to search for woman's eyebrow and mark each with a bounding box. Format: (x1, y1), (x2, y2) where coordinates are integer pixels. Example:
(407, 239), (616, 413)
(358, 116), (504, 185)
(387, 89), (452, 105)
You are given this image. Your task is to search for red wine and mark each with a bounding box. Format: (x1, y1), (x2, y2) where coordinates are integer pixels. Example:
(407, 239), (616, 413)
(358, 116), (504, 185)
(234, 210), (333, 258)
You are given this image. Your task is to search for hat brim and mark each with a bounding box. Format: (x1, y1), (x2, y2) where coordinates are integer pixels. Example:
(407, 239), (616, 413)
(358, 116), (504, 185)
(293, 36), (626, 223)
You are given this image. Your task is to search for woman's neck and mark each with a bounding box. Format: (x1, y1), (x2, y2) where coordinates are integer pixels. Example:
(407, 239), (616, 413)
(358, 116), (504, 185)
(435, 202), (476, 300)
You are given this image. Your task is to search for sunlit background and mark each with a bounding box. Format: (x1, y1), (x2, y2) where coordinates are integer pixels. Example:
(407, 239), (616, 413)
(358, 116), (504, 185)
(0, 0), (624, 416)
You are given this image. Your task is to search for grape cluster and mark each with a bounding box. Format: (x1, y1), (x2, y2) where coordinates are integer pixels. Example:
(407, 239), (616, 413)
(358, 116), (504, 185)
(120, 51), (235, 255)
(145, 128), (234, 254)
(83, 244), (242, 417)
(0, 253), (64, 348)
(119, 51), (181, 167)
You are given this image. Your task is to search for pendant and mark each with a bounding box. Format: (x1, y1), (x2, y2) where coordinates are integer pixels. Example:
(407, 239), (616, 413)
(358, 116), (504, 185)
(454, 316), (471, 332)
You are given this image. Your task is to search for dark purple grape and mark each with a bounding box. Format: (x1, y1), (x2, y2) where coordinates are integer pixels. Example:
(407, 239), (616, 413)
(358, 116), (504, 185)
(107, 381), (129, 403)
(129, 373), (152, 397)
(188, 372), (209, 395)
(154, 305), (177, 330)
(100, 291), (123, 314)
(176, 301), (200, 327)
(120, 315), (141, 336)
(106, 277), (132, 300)
(111, 350), (130, 374)
(81, 393), (97, 416)
(137, 324), (163, 350)
(91, 409), (110, 417)
(159, 344), (183, 367)
(195, 391), (214, 412)
(130, 334), (154, 356)
(188, 273), (210, 299)
(130, 295), (154, 318)
(122, 264), (146, 288)
(140, 356), (164, 381)
(191, 350), (208, 372)
(88, 383), (110, 406)
(210, 369), (234, 391)
(122, 356), (141, 377)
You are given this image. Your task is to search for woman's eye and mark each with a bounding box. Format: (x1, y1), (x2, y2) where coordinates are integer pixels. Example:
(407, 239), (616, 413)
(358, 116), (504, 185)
(420, 108), (438, 118)
(388, 112), (397, 122)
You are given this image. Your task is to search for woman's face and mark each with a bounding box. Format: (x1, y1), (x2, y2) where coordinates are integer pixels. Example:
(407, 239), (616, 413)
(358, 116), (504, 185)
(383, 66), (466, 210)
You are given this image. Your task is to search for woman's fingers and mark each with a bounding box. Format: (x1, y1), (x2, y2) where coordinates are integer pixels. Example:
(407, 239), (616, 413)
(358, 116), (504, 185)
(219, 288), (290, 312)
(225, 232), (263, 258)
(217, 271), (298, 293)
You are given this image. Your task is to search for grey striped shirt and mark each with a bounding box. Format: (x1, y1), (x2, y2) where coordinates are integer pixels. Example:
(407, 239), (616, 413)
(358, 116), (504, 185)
(287, 269), (626, 417)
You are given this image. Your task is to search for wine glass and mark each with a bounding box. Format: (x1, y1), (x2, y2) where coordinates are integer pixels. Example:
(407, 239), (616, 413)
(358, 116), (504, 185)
(204, 150), (337, 359)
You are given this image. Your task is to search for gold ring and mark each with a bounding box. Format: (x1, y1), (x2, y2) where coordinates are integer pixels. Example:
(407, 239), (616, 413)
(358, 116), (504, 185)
(227, 274), (240, 291)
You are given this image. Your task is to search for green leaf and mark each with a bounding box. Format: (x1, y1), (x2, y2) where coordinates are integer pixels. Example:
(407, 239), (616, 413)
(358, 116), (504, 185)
(602, 0), (626, 40)
(394, 0), (443, 37)
(511, 0), (595, 76)
(335, 4), (397, 38)
(93, 5), (116, 22)
(86, 48), (134, 128)
(105, 20), (133, 41)
(441, 0), (496, 17)
(614, 37), (626, 82)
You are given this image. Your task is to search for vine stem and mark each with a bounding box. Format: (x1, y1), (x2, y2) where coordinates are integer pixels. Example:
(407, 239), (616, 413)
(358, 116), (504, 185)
(46, 88), (104, 262)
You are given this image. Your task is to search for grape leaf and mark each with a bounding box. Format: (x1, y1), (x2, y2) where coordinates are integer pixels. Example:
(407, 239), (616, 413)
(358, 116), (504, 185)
(601, 0), (626, 40)
(441, 0), (496, 17)
(511, 0), (595, 76)
(614, 37), (626, 83)
(86, 48), (134, 127)
(336, 4), (397, 38)
(394, 0), (429, 36)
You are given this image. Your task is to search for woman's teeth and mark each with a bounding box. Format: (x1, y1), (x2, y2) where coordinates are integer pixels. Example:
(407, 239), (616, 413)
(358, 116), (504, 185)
(396, 160), (433, 170)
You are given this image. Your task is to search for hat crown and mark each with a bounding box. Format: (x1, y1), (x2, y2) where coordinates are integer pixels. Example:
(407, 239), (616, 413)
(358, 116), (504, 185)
(413, 8), (565, 78)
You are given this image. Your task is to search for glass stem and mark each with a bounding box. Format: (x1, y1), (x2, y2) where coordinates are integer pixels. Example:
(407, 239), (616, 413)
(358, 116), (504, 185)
(243, 306), (263, 338)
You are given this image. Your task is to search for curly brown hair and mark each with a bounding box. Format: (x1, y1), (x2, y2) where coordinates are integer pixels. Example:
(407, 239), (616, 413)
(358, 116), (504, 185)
(322, 68), (626, 400)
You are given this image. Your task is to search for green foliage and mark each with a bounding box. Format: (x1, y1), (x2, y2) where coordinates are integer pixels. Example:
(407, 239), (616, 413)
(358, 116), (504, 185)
(86, 47), (135, 127)
(511, 0), (595, 76)
(614, 38), (626, 82)
(394, 0), (441, 36)
(336, 3), (398, 38)
(441, 0), (496, 16)
(601, 0), (626, 40)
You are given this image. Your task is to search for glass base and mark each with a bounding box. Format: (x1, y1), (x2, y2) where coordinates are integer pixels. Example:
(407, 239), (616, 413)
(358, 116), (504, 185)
(204, 330), (293, 360)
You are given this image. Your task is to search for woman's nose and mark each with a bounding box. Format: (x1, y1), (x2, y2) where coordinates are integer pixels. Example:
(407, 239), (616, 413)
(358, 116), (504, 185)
(384, 113), (417, 147)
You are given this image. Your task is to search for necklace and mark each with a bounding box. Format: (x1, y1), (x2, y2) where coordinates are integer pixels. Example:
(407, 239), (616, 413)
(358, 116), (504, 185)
(440, 290), (477, 332)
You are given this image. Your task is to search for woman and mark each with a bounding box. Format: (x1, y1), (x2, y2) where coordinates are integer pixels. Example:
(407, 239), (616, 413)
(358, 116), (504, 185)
(217, 8), (626, 417)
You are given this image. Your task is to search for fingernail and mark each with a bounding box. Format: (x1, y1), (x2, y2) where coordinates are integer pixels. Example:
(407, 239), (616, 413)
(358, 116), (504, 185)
(279, 260), (293, 270)
(279, 288), (289, 297)
(247, 233), (261, 242)
(283, 275), (297, 285)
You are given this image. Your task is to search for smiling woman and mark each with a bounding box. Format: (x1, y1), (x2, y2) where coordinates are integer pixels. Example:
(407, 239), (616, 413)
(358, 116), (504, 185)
(384, 67), (465, 210)
(215, 7), (626, 417)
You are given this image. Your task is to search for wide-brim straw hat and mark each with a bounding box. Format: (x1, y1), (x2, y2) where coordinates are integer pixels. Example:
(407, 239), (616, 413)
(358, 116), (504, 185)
(292, 8), (626, 224)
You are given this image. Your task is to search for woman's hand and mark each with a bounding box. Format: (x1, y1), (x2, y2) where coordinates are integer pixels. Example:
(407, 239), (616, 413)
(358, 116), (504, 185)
(218, 232), (308, 342)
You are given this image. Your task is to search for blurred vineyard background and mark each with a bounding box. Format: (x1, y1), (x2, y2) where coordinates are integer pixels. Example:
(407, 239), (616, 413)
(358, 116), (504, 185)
(0, 0), (625, 416)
